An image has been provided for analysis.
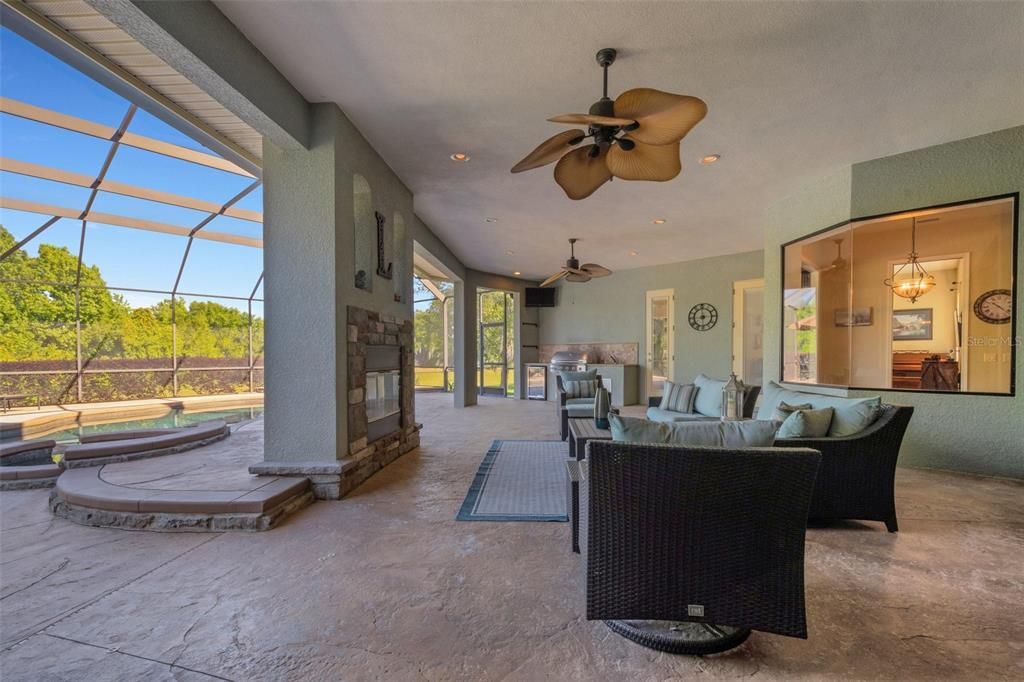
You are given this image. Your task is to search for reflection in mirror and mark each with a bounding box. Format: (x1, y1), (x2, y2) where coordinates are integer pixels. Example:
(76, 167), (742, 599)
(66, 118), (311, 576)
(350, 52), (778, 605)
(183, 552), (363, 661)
(782, 195), (1016, 394)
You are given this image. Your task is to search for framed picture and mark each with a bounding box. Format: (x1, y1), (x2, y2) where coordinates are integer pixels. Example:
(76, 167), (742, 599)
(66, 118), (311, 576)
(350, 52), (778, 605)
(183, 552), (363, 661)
(834, 307), (873, 327)
(893, 309), (933, 340)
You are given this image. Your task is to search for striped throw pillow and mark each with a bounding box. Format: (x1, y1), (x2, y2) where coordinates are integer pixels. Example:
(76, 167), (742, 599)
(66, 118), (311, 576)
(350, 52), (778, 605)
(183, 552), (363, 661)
(564, 379), (598, 399)
(659, 380), (697, 413)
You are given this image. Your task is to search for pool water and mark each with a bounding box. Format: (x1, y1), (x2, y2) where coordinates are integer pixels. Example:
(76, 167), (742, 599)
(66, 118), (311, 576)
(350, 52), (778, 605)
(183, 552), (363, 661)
(22, 406), (263, 445)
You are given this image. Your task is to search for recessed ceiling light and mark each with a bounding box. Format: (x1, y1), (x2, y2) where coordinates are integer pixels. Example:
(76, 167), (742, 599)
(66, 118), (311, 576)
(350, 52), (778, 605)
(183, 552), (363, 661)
(513, 271), (521, 276)
(485, 217), (498, 223)
(450, 152), (470, 162)
(506, 250), (515, 255)
(652, 218), (666, 225)
(700, 154), (721, 165)
(629, 250), (639, 256)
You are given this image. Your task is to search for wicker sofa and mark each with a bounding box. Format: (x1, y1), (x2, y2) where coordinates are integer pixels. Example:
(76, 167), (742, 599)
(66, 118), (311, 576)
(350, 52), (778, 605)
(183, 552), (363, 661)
(574, 441), (821, 653)
(776, 404), (913, 532)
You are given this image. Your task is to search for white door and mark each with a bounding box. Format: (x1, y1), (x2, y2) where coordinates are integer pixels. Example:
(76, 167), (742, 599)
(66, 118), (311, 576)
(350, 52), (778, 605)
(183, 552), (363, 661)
(733, 278), (765, 385)
(645, 289), (674, 398)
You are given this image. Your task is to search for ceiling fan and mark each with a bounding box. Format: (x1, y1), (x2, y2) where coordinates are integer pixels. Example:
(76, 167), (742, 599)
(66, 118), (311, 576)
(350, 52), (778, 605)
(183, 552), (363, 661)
(540, 238), (612, 287)
(511, 48), (707, 200)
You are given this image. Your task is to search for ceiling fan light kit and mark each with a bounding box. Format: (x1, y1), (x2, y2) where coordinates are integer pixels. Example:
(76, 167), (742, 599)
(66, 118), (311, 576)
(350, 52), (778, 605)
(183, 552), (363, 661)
(512, 48), (707, 200)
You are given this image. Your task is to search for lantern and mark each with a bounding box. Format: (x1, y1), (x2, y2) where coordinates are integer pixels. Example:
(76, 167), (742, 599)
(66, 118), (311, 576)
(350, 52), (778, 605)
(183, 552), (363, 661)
(721, 373), (746, 421)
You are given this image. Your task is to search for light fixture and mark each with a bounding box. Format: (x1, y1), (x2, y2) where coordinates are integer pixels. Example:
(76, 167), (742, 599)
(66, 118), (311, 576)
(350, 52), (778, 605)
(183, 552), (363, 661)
(629, 250), (639, 256)
(450, 152), (470, 162)
(700, 154), (720, 165)
(513, 271), (521, 276)
(485, 217), (498, 223)
(884, 216), (935, 303)
(505, 250), (515, 255)
(652, 218), (666, 225)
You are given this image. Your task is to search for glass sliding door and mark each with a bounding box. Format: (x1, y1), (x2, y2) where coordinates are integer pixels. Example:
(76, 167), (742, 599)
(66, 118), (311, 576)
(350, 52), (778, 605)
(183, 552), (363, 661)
(732, 278), (765, 385)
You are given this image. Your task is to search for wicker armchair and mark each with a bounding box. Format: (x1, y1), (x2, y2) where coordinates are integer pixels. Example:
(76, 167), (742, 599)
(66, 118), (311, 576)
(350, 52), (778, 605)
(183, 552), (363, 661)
(557, 374), (603, 441)
(575, 441), (820, 654)
(776, 404), (913, 532)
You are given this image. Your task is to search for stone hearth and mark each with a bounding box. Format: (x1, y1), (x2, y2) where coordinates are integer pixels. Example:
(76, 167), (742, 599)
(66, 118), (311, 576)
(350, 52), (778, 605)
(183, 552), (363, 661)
(344, 306), (419, 497)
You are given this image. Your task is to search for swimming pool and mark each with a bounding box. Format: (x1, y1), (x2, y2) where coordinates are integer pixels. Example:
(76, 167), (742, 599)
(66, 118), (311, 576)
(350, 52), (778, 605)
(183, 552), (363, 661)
(6, 406), (263, 446)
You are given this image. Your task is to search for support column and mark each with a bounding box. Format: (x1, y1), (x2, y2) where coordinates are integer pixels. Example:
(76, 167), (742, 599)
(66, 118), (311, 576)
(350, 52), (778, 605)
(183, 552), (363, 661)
(250, 104), (349, 498)
(453, 279), (478, 407)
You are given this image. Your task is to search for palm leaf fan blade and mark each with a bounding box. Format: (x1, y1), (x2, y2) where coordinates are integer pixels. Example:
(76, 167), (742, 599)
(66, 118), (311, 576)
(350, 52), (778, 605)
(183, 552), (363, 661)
(606, 138), (681, 181)
(554, 145), (612, 200)
(511, 130), (586, 173)
(613, 88), (707, 146)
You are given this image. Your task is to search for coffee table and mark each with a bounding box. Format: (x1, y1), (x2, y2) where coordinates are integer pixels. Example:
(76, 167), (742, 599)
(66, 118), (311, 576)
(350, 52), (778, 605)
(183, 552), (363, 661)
(567, 418), (613, 553)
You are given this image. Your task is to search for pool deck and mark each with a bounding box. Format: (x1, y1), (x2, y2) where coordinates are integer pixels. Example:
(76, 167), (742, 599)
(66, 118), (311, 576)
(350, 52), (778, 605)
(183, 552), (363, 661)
(0, 393), (264, 441)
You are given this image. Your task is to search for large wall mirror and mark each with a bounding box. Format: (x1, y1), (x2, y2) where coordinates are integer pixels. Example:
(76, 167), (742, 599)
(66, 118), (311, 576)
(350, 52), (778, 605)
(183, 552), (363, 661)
(781, 194), (1017, 395)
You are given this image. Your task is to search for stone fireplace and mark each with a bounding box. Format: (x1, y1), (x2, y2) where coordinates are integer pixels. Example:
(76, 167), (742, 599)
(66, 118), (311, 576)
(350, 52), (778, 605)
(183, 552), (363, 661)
(344, 306), (419, 496)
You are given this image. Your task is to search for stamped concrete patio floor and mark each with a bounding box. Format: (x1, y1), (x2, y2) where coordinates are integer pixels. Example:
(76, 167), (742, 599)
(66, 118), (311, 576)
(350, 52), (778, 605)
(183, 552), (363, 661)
(1, 393), (1021, 681)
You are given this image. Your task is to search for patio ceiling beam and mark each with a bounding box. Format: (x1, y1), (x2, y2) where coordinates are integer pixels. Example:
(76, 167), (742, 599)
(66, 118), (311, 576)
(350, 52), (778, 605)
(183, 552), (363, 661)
(0, 197), (262, 248)
(0, 156), (262, 223)
(0, 97), (255, 178)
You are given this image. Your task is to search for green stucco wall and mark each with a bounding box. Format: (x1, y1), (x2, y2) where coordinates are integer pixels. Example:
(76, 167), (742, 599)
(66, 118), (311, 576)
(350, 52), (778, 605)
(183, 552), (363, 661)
(764, 126), (1023, 479)
(538, 250), (764, 393)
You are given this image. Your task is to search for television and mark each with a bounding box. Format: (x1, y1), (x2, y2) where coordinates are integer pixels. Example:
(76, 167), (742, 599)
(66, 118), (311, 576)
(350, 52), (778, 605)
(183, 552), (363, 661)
(524, 287), (556, 307)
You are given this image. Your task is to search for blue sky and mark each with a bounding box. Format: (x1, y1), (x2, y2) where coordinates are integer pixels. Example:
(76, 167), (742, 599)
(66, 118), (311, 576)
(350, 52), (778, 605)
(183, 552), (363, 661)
(0, 27), (263, 311)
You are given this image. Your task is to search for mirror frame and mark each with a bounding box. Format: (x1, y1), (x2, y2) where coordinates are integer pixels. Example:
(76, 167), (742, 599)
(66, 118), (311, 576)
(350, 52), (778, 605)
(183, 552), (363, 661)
(778, 192), (1019, 397)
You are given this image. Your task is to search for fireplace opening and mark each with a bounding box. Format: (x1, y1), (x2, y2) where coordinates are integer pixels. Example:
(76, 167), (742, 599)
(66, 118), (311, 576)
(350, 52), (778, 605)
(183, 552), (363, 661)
(366, 369), (401, 424)
(363, 344), (404, 443)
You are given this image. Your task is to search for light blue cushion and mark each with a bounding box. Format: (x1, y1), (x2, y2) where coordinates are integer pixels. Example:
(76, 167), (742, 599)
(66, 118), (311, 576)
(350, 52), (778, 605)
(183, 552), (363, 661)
(610, 414), (779, 448)
(566, 404), (592, 418)
(566, 397), (596, 407)
(776, 407), (834, 438)
(645, 407), (717, 423)
(560, 369), (598, 383)
(693, 373), (727, 417)
(756, 381), (881, 437)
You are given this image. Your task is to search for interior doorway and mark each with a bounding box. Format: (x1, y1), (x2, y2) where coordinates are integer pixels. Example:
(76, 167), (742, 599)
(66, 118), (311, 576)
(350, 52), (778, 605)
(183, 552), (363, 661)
(733, 278), (765, 385)
(478, 288), (516, 397)
(645, 289), (674, 399)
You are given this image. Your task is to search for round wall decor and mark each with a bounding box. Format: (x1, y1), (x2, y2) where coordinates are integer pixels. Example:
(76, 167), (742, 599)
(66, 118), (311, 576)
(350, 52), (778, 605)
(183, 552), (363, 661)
(688, 303), (718, 331)
(973, 289), (1012, 324)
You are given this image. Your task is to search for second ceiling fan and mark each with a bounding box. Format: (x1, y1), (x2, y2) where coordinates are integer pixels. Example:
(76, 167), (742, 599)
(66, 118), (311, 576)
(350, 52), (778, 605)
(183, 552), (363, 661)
(511, 48), (707, 200)
(540, 239), (611, 287)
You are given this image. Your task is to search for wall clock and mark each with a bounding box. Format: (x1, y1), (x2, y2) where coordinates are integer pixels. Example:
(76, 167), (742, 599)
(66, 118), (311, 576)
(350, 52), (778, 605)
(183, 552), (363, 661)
(973, 289), (1012, 324)
(688, 303), (718, 331)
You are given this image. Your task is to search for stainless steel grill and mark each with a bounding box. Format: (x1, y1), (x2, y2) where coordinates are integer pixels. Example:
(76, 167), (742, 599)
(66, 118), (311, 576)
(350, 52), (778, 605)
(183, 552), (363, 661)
(549, 350), (590, 373)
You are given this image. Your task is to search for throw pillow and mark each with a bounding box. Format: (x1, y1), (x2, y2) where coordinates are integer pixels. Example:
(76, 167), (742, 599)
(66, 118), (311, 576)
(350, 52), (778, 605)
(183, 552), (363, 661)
(772, 401), (813, 422)
(693, 373), (728, 417)
(777, 407), (834, 439)
(659, 380), (697, 413)
(564, 379), (598, 399)
(609, 413), (779, 448)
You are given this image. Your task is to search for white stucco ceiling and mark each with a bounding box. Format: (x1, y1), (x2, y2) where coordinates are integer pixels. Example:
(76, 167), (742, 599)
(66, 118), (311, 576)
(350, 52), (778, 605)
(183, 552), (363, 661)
(215, 1), (1023, 280)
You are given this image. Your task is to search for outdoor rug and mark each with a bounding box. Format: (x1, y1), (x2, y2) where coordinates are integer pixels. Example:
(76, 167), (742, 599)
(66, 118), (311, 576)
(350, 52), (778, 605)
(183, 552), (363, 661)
(456, 439), (568, 522)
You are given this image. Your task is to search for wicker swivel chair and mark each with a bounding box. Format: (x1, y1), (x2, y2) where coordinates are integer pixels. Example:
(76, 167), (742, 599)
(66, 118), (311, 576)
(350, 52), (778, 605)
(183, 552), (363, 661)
(577, 441), (821, 654)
